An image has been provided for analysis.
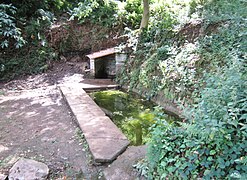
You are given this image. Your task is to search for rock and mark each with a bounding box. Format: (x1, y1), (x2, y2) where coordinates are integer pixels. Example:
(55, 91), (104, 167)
(104, 145), (147, 180)
(0, 174), (7, 180)
(80, 62), (90, 72)
(70, 55), (82, 62)
(9, 158), (49, 180)
(60, 55), (67, 62)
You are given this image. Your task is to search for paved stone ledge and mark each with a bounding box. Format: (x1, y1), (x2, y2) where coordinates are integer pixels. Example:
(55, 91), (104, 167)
(80, 79), (119, 92)
(104, 146), (147, 180)
(59, 84), (129, 163)
(82, 85), (119, 92)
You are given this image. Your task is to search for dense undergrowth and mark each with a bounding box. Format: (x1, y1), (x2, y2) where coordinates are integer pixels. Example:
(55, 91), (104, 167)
(0, 1), (58, 80)
(120, 0), (247, 179)
(146, 61), (247, 179)
(119, 0), (247, 104)
(1, 0), (246, 179)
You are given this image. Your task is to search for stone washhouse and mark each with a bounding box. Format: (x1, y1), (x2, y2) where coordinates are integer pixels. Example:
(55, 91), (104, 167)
(86, 48), (127, 78)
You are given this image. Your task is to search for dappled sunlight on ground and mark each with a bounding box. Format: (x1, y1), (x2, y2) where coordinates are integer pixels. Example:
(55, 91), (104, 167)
(0, 85), (101, 178)
(58, 73), (85, 84)
(0, 145), (9, 153)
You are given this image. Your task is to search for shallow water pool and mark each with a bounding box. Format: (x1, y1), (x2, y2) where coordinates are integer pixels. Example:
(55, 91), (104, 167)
(90, 90), (178, 145)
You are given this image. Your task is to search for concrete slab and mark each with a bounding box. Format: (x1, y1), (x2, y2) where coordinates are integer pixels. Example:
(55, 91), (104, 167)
(83, 85), (119, 92)
(80, 116), (127, 140)
(59, 84), (130, 163)
(87, 138), (129, 163)
(79, 79), (119, 92)
(104, 146), (147, 180)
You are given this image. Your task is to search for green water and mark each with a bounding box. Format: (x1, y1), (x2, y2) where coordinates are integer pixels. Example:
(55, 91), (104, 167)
(90, 90), (177, 145)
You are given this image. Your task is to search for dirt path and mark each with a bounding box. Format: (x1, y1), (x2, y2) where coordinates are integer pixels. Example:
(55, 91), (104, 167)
(0, 86), (106, 179)
(0, 61), (106, 179)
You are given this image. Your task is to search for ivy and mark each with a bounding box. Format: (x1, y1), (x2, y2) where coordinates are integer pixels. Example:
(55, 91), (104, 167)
(147, 59), (247, 179)
(120, 0), (247, 179)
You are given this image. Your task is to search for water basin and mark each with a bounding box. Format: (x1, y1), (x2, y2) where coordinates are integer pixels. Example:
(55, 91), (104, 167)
(90, 90), (178, 145)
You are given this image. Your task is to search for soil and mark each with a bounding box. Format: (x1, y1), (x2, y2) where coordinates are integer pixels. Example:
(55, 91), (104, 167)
(0, 60), (106, 179)
(49, 20), (124, 54)
(0, 59), (88, 91)
(0, 18), (138, 179)
(0, 59), (147, 180)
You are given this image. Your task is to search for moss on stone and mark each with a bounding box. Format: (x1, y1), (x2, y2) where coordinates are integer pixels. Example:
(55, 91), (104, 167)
(91, 90), (177, 145)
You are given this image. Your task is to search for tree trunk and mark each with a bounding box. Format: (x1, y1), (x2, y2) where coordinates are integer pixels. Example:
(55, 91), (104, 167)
(140, 0), (150, 29)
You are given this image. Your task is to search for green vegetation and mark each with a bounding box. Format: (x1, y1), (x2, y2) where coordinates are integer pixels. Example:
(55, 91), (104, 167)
(91, 90), (155, 145)
(69, 0), (118, 27)
(1, 0), (246, 178)
(148, 62), (247, 179)
(69, 0), (145, 29)
(118, 0), (247, 103)
(0, 1), (58, 80)
(0, 4), (26, 49)
(117, 0), (247, 179)
(91, 90), (177, 145)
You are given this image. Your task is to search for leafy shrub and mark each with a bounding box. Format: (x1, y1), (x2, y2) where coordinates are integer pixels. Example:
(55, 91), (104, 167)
(0, 5), (56, 80)
(47, 0), (79, 13)
(148, 60), (247, 179)
(69, 0), (118, 27)
(117, 0), (143, 29)
(0, 4), (26, 48)
(69, 0), (100, 21)
(119, 0), (247, 103)
(9, 0), (77, 17)
(70, 0), (145, 29)
(0, 45), (57, 80)
(25, 9), (55, 46)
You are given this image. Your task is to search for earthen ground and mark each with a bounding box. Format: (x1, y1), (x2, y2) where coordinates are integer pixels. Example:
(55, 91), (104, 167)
(0, 62), (107, 179)
(0, 85), (107, 179)
(0, 60), (146, 179)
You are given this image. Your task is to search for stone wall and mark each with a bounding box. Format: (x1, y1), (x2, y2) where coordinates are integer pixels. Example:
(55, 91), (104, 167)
(123, 85), (183, 119)
(115, 53), (127, 74)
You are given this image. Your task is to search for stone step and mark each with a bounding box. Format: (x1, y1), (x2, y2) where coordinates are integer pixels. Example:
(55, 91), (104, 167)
(59, 84), (129, 163)
(104, 146), (147, 180)
(83, 85), (119, 93)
